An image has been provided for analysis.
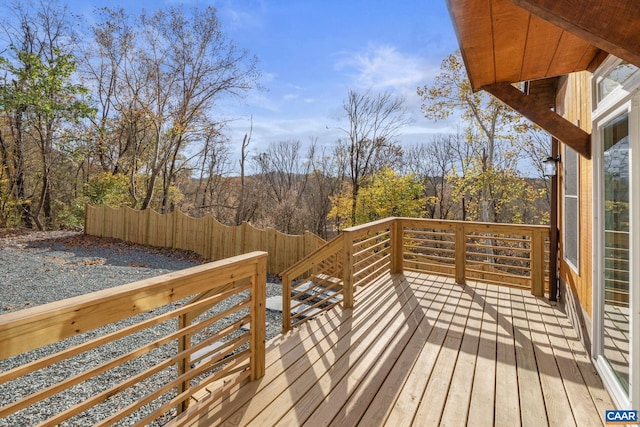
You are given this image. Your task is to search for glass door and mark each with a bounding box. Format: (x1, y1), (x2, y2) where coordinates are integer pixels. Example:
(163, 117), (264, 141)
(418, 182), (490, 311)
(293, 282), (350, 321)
(602, 112), (631, 395)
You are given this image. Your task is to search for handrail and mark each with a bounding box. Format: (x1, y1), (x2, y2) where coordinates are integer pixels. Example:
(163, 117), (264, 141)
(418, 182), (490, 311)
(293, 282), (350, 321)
(0, 251), (267, 426)
(281, 233), (344, 279)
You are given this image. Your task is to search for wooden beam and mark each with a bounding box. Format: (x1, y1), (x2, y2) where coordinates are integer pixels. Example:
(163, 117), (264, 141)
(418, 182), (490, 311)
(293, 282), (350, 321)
(483, 82), (591, 159)
(506, 0), (640, 67)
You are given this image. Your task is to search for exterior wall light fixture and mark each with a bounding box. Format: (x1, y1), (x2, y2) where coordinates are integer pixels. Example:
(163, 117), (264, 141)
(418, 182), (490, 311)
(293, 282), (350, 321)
(543, 155), (561, 177)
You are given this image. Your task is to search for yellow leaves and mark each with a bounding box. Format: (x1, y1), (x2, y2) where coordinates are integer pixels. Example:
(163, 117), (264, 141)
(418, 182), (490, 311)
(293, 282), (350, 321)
(83, 173), (131, 207)
(328, 168), (426, 228)
(451, 159), (548, 224)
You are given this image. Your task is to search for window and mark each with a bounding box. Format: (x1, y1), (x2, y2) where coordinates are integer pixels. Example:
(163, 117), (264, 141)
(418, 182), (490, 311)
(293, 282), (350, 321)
(597, 62), (638, 103)
(591, 55), (640, 408)
(563, 145), (579, 270)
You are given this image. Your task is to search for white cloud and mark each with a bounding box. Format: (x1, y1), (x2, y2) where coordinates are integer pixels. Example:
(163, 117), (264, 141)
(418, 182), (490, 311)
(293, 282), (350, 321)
(334, 44), (449, 140)
(214, 0), (267, 32)
(336, 44), (439, 95)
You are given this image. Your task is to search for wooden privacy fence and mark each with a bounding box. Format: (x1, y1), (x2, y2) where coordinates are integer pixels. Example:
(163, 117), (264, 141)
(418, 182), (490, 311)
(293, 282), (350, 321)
(281, 217), (550, 331)
(84, 205), (326, 275)
(0, 252), (267, 426)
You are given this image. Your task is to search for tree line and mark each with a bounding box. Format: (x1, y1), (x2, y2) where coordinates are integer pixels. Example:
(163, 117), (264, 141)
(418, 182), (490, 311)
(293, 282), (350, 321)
(0, 1), (550, 237)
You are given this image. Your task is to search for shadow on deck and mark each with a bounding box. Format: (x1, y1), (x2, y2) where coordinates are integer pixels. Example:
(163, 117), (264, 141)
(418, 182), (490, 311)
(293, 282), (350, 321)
(171, 271), (614, 426)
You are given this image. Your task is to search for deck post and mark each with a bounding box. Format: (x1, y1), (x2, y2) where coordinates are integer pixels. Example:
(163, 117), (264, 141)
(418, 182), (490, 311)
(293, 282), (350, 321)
(282, 272), (292, 333)
(455, 223), (466, 284)
(391, 218), (404, 274)
(251, 257), (267, 380)
(343, 230), (355, 308)
(177, 314), (191, 414)
(531, 229), (545, 297)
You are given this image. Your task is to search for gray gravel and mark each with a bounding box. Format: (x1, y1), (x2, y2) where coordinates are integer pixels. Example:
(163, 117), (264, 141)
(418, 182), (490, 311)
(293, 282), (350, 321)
(0, 231), (284, 426)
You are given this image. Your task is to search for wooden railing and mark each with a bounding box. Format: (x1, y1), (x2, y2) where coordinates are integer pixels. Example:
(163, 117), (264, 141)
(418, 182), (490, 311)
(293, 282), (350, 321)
(84, 205), (325, 275)
(281, 217), (550, 331)
(0, 252), (267, 426)
(400, 218), (549, 294)
(281, 234), (345, 332)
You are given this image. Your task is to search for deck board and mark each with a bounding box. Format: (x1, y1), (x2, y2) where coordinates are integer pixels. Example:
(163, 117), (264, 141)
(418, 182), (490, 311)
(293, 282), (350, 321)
(494, 285), (521, 427)
(438, 281), (485, 427)
(328, 275), (453, 427)
(356, 275), (458, 427)
(172, 272), (615, 427)
(511, 289), (549, 427)
(529, 293), (606, 426)
(467, 282), (497, 426)
(520, 292), (575, 427)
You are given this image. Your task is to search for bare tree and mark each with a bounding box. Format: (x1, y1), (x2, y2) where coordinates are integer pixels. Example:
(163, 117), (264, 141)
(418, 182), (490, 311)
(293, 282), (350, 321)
(83, 5), (261, 212)
(519, 127), (552, 209)
(304, 141), (342, 238)
(252, 139), (312, 234)
(234, 120), (253, 225)
(404, 133), (463, 219)
(335, 90), (409, 225)
(191, 125), (233, 218)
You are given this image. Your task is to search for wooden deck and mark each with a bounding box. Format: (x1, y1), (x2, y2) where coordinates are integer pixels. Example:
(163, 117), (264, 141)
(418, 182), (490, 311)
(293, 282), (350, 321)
(172, 271), (614, 426)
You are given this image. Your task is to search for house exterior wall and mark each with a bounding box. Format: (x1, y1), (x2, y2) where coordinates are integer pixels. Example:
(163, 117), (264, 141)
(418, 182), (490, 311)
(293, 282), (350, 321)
(555, 71), (595, 351)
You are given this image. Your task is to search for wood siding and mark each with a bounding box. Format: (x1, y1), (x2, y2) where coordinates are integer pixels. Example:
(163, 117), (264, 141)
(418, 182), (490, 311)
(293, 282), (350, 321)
(555, 71), (594, 318)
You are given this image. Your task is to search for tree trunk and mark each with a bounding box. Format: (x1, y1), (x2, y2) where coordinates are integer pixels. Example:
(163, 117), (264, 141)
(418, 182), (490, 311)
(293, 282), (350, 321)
(141, 168), (160, 210)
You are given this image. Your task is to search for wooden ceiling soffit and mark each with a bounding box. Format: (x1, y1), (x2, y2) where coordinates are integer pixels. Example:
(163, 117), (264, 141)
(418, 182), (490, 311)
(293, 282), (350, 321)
(506, 0), (640, 68)
(484, 82), (591, 159)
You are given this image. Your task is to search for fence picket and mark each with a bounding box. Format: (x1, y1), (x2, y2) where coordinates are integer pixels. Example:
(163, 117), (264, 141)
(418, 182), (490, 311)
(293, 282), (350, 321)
(84, 205), (325, 275)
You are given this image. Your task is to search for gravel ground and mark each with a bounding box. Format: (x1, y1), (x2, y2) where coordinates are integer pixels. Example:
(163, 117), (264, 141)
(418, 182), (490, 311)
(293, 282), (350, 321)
(0, 230), (284, 426)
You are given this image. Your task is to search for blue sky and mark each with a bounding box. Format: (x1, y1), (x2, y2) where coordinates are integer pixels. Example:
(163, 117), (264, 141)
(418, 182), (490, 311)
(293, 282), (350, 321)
(215, 1), (459, 150)
(51, 1), (460, 162)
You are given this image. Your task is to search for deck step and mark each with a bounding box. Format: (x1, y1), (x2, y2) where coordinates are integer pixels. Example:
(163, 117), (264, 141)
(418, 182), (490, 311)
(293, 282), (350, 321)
(264, 278), (342, 323)
(290, 302), (322, 318)
(291, 279), (343, 304)
(190, 342), (225, 368)
(266, 296), (284, 312)
(265, 295), (323, 319)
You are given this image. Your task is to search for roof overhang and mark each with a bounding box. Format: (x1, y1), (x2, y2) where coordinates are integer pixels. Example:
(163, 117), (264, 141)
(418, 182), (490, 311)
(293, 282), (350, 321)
(446, 0), (640, 159)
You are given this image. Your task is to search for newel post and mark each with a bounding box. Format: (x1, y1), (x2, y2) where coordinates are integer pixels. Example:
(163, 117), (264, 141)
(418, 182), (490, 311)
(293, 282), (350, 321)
(531, 230), (545, 297)
(455, 223), (466, 285)
(391, 218), (404, 274)
(250, 256), (267, 380)
(343, 230), (355, 309)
